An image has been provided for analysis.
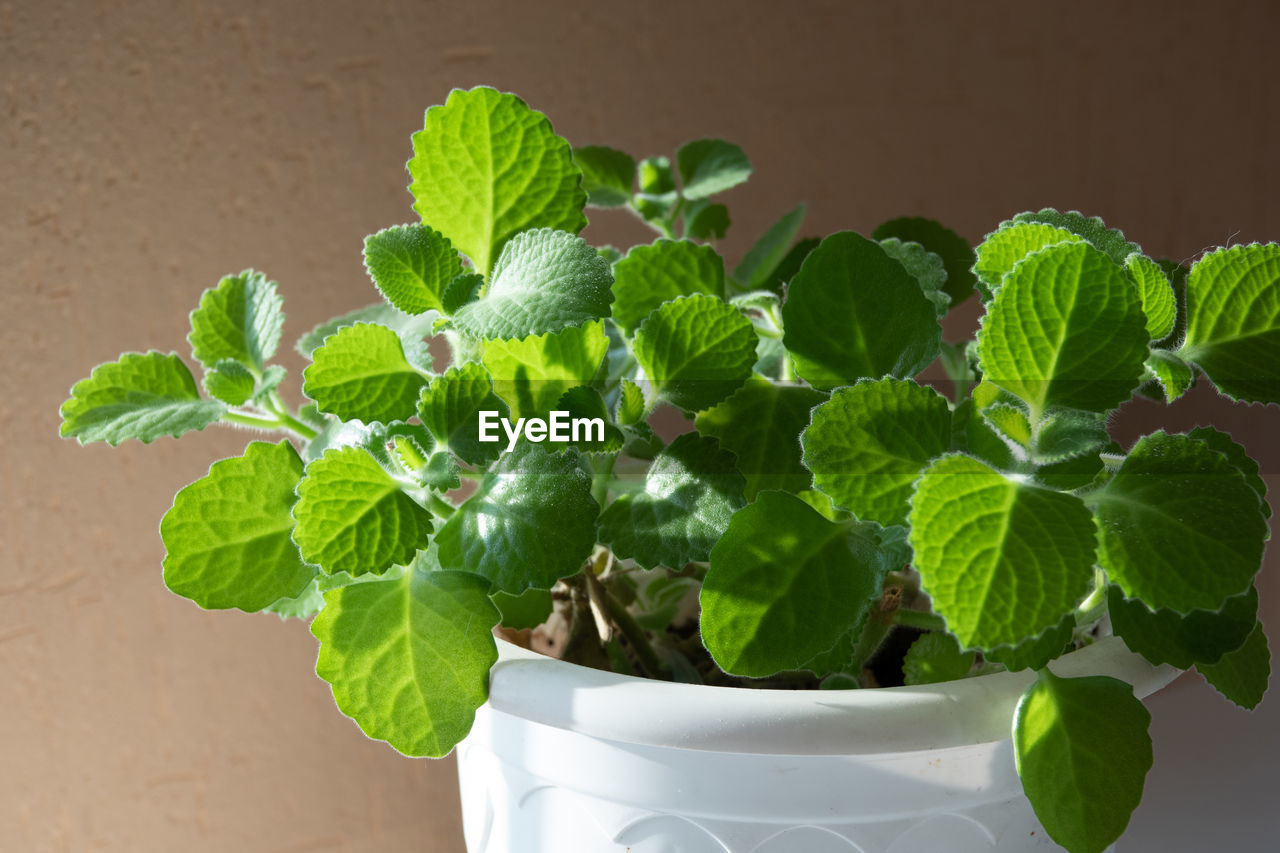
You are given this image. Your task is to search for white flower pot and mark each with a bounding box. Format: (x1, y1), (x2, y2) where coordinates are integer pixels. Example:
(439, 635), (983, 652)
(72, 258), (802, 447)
(457, 636), (1178, 853)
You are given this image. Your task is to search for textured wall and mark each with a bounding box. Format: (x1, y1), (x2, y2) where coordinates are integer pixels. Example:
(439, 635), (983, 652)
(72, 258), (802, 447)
(4, 1), (1279, 850)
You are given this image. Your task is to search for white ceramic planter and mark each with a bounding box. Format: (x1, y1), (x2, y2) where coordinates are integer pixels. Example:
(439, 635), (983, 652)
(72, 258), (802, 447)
(457, 636), (1178, 853)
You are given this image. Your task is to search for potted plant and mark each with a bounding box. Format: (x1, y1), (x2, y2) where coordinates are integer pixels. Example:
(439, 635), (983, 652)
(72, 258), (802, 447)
(60, 86), (1273, 853)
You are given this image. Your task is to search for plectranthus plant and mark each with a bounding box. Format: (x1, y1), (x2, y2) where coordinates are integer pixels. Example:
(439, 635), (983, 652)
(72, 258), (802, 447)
(61, 86), (1274, 853)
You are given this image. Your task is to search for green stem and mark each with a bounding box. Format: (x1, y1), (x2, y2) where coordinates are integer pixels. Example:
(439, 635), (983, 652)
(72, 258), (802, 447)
(597, 575), (669, 679)
(427, 493), (456, 519)
(222, 410), (283, 431)
(1075, 568), (1109, 626)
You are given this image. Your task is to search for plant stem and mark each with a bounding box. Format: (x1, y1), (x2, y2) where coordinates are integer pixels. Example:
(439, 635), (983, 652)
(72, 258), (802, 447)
(222, 410), (283, 431)
(426, 492), (456, 519)
(597, 574), (669, 679)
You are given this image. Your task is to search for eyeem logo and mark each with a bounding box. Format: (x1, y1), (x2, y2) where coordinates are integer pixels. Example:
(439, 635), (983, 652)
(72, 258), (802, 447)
(478, 410), (606, 452)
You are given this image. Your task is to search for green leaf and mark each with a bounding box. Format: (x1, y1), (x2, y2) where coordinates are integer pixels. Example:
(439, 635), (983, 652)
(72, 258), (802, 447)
(981, 402), (1031, 453)
(908, 454), (1096, 651)
(573, 145), (635, 207)
(683, 200), (730, 241)
(294, 302), (436, 360)
(202, 359), (255, 406)
(421, 451), (462, 492)
(292, 446), (433, 576)
(985, 613), (1075, 672)
(311, 570), (499, 757)
(700, 490), (894, 677)
(733, 204), (806, 290)
(675, 139), (751, 200)
(1014, 668), (1152, 853)
(803, 379), (952, 527)
(633, 155), (677, 221)
(1126, 254), (1176, 340)
(451, 228), (613, 340)
(1187, 426), (1269, 517)
(59, 351), (225, 446)
(782, 231), (941, 390)
(878, 237), (950, 316)
(362, 224), (463, 316)
(1198, 621), (1270, 709)
(408, 86), (586, 276)
(951, 397), (1016, 472)
(1109, 584), (1258, 669)
(610, 239), (725, 333)
(1144, 349), (1195, 403)
(1090, 431), (1267, 613)
(972, 222), (1081, 302)
(1179, 243), (1280, 404)
(977, 240), (1149, 417)
(696, 375), (826, 499)
(187, 269), (284, 371)
(871, 216), (976, 306)
(441, 272), (485, 315)
(632, 294), (757, 412)
(1034, 409), (1108, 464)
(482, 320), (609, 419)
(417, 362), (509, 466)
(553, 386), (624, 452)
(759, 236), (819, 295)
(435, 446), (598, 593)
(598, 433), (746, 569)
(302, 323), (429, 424)
(1011, 208), (1140, 266)
(161, 440), (316, 612)
(903, 632), (976, 685)
(616, 379), (646, 426)
(492, 587), (554, 631)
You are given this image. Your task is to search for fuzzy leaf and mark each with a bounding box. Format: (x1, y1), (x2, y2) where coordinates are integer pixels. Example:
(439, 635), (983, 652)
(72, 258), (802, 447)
(1126, 254), (1176, 340)
(803, 379), (951, 527)
(1188, 426), (1269, 517)
(573, 145), (635, 207)
(1034, 409), (1108, 463)
(441, 272), (485, 315)
(1179, 243), (1280, 404)
(633, 156), (677, 221)
(733, 204), (806, 290)
(909, 454), (1096, 651)
(417, 362), (509, 466)
(1014, 669), (1152, 853)
(188, 269), (284, 371)
(435, 446), (598, 593)
(632, 294), (757, 412)
(701, 491), (895, 677)
(1198, 621), (1270, 709)
(611, 239), (725, 333)
(451, 228), (613, 340)
(482, 320), (610, 419)
(492, 587), (554, 631)
(363, 224), (463, 316)
(683, 201), (730, 241)
(981, 402), (1031, 452)
(782, 231), (941, 390)
(675, 139), (751, 200)
(1012, 208), (1140, 266)
(161, 441), (315, 612)
(1090, 431), (1267, 613)
(1145, 349), (1195, 403)
(903, 632), (976, 685)
(598, 433), (746, 569)
(977, 240), (1148, 417)
(292, 447), (433, 576)
(871, 216), (976, 305)
(59, 351), (225, 445)
(972, 222), (1081, 302)
(408, 86), (586, 276)
(879, 238), (950, 316)
(311, 570), (499, 757)
(202, 359), (255, 406)
(1109, 584), (1258, 669)
(616, 379), (646, 426)
(696, 375), (826, 498)
(294, 302), (436, 360)
(303, 323), (429, 423)
(985, 613), (1075, 672)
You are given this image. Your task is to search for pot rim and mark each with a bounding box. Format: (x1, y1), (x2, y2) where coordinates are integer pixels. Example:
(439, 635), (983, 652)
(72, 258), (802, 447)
(485, 635), (1180, 755)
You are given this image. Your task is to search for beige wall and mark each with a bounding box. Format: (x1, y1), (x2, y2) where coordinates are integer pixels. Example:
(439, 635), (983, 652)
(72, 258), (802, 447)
(4, 1), (1279, 850)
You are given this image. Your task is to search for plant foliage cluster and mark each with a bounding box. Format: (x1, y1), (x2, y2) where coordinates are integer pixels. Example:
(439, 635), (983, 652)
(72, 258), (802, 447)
(62, 87), (1275, 853)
